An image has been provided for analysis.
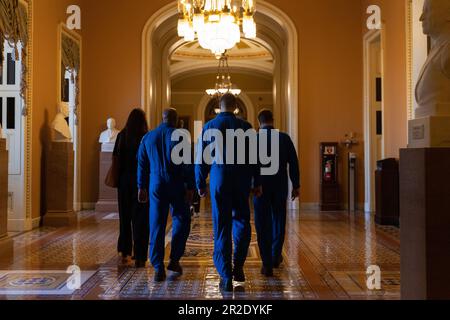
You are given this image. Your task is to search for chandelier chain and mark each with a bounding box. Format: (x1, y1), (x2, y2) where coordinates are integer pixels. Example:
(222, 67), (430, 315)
(206, 53), (241, 97)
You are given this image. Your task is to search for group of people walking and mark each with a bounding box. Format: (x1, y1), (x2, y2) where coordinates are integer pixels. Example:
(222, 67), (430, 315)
(113, 93), (300, 292)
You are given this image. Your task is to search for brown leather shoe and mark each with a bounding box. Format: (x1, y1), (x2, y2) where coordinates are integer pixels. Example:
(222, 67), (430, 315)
(121, 255), (131, 265)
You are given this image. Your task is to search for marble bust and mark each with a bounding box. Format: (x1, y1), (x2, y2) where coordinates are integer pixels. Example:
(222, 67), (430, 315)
(99, 118), (119, 144)
(51, 102), (72, 142)
(99, 118), (119, 152)
(415, 0), (450, 118)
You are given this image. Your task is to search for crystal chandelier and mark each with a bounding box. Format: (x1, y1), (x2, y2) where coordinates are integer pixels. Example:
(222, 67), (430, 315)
(177, 0), (257, 57)
(206, 53), (241, 97)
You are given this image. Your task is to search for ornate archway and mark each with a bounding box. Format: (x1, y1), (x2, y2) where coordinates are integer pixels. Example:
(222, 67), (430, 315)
(141, 0), (299, 147)
(142, 0), (299, 208)
(204, 97), (248, 122)
(196, 92), (256, 126)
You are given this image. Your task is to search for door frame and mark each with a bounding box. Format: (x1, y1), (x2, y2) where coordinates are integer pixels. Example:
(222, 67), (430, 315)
(0, 43), (24, 227)
(363, 29), (385, 213)
(3, 0), (34, 231)
(56, 23), (82, 212)
(195, 92), (257, 126)
(142, 0), (300, 209)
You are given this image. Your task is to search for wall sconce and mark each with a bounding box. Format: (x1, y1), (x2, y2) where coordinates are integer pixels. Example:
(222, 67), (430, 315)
(341, 132), (359, 149)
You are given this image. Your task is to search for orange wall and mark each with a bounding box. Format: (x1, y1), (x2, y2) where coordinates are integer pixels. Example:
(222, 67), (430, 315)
(80, 0), (366, 206)
(361, 0), (408, 158)
(81, 0), (172, 206)
(32, 0), (84, 218)
(21, 0), (412, 219)
(280, 0), (365, 205)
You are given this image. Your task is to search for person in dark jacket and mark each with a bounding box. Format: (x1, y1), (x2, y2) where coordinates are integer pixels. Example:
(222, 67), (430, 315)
(113, 108), (149, 268)
(253, 109), (300, 277)
(196, 93), (262, 292)
(137, 108), (195, 282)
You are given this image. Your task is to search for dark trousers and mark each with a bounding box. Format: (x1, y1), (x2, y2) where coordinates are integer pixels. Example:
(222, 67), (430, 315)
(192, 192), (201, 213)
(210, 169), (252, 281)
(149, 179), (191, 271)
(253, 187), (287, 268)
(117, 172), (149, 262)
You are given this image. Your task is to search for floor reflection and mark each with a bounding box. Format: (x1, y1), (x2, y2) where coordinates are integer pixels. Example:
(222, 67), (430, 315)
(0, 210), (400, 300)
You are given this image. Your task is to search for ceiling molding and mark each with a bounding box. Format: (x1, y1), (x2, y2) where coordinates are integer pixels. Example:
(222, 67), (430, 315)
(171, 38), (274, 62)
(170, 60), (274, 81)
(171, 91), (273, 95)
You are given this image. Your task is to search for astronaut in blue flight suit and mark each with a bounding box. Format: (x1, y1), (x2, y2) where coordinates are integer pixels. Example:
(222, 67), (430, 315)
(253, 110), (300, 277)
(196, 93), (262, 292)
(137, 108), (194, 282)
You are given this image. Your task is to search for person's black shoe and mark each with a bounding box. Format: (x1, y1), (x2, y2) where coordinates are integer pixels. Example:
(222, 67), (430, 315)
(273, 256), (284, 268)
(167, 260), (183, 275)
(219, 279), (233, 292)
(261, 266), (274, 277)
(135, 260), (146, 268)
(154, 269), (166, 282)
(233, 267), (246, 282)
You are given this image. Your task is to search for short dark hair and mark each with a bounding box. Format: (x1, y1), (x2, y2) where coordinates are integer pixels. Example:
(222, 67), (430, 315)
(220, 93), (237, 111)
(163, 108), (178, 126)
(258, 109), (274, 124)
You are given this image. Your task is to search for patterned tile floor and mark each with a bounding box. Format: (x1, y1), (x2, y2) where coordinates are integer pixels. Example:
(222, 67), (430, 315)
(0, 210), (400, 300)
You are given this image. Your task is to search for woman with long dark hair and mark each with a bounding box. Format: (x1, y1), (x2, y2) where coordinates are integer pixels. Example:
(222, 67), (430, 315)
(113, 108), (149, 268)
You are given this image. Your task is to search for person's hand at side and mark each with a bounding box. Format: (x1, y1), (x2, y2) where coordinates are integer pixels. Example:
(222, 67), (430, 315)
(291, 188), (300, 201)
(138, 189), (148, 203)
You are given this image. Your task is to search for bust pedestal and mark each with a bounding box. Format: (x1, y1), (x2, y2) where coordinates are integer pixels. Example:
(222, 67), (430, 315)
(44, 142), (76, 227)
(95, 146), (118, 213)
(0, 139), (8, 239)
(408, 116), (450, 148)
(400, 148), (450, 299)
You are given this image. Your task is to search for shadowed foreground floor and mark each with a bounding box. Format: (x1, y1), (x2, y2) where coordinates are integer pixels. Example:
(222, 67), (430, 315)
(0, 210), (400, 300)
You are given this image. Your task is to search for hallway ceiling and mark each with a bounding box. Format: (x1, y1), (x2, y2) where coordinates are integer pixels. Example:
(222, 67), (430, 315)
(171, 39), (273, 63)
(169, 39), (274, 79)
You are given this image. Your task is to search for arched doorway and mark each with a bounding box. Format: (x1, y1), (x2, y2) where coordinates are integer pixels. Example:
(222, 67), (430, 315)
(195, 92), (257, 126)
(170, 38), (267, 128)
(141, 0), (298, 144)
(141, 0), (299, 208)
(204, 97), (248, 123)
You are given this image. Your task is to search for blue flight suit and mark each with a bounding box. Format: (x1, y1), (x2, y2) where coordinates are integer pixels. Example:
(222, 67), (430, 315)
(253, 126), (300, 268)
(196, 112), (260, 282)
(137, 123), (194, 272)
